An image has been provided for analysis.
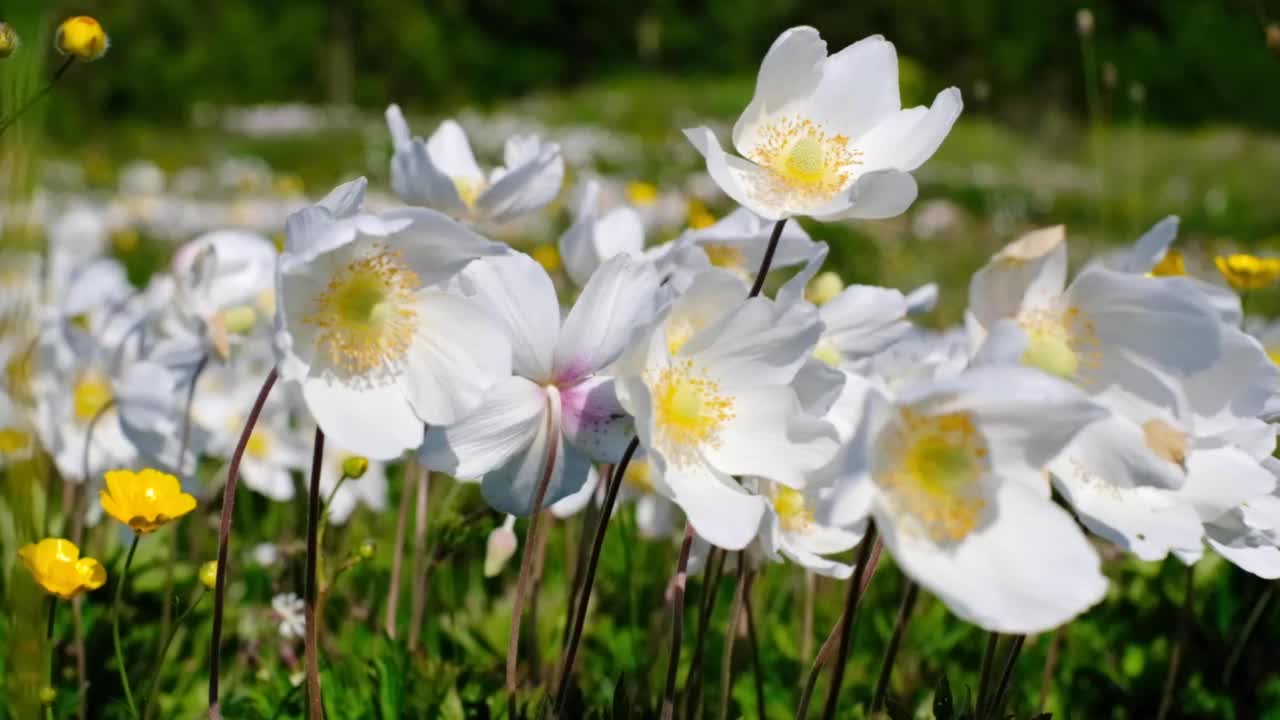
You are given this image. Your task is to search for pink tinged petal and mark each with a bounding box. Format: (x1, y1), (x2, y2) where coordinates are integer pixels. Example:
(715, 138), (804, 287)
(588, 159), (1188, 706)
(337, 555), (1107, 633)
(732, 26), (827, 152)
(553, 254), (659, 383)
(879, 479), (1108, 634)
(811, 169), (918, 221)
(480, 389), (593, 515)
(558, 376), (632, 463)
(459, 252), (559, 381)
(684, 127), (786, 221)
(660, 457), (766, 551)
(703, 386), (839, 487)
(806, 35), (901, 140)
(418, 376), (546, 478)
(399, 290), (513, 426)
(301, 378), (423, 461)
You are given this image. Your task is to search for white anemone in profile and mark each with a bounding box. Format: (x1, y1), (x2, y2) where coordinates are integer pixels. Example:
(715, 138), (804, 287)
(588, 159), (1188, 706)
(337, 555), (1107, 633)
(614, 268), (840, 550)
(386, 105), (564, 225)
(826, 366), (1109, 633)
(685, 27), (962, 221)
(557, 179), (645, 288)
(420, 252), (658, 515)
(275, 178), (512, 461)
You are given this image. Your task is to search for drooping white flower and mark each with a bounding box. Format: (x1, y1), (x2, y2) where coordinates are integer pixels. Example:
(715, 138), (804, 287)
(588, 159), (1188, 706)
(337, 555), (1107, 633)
(826, 366), (1109, 633)
(685, 27), (961, 221)
(614, 268), (840, 549)
(558, 179), (645, 288)
(274, 178), (513, 460)
(386, 106), (564, 225)
(420, 252), (658, 514)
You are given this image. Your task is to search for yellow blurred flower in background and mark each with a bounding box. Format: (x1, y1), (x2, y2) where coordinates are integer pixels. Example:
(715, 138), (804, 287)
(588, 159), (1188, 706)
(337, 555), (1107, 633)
(100, 468), (197, 533)
(1215, 253), (1280, 290)
(199, 561), (219, 590)
(0, 22), (20, 59)
(18, 538), (107, 599)
(56, 16), (109, 62)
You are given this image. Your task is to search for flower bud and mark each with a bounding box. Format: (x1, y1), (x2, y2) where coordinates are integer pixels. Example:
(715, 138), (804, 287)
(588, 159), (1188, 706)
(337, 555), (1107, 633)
(1076, 8), (1094, 37)
(199, 560), (218, 590)
(358, 540), (376, 560)
(341, 455), (369, 479)
(805, 271), (844, 306)
(0, 23), (20, 59)
(484, 516), (518, 578)
(220, 305), (258, 335)
(55, 16), (108, 62)
(39, 687), (56, 705)
(1268, 23), (1280, 54)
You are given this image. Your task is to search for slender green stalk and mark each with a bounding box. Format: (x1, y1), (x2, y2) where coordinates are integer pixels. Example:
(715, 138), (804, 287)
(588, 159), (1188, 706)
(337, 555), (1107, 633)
(209, 367), (279, 717)
(1223, 583), (1274, 684)
(1156, 564), (1195, 720)
(684, 546), (726, 718)
(383, 460), (416, 640)
(112, 534), (142, 719)
(0, 56), (74, 137)
(990, 634), (1026, 719)
(974, 633), (1000, 717)
(304, 428), (325, 720)
(743, 570), (765, 720)
(818, 523), (880, 720)
(661, 524), (695, 720)
(718, 559), (749, 720)
(870, 580), (921, 715)
(142, 588), (207, 720)
(1038, 626), (1064, 712)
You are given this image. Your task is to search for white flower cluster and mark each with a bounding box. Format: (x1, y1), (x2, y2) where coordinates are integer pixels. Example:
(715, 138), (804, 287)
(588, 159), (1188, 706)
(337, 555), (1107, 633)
(3, 26), (1278, 638)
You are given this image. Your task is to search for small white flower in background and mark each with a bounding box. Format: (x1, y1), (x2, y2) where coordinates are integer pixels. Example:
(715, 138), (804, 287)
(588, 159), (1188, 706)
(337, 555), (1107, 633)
(274, 178), (513, 461)
(685, 26), (962, 221)
(0, 391), (34, 465)
(114, 339), (212, 476)
(168, 230), (278, 358)
(386, 105), (564, 226)
(253, 542), (282, 567)
(826, 366), (1109, 633)
(614, 268), (840, 549)
(420, 252), (658, 515)
(320, 444), (388, 525)
(558, 179), (645, 288)
(272, 592), (306, 640)
(756, 476), (861, 578)
(656, 207), (820, 289)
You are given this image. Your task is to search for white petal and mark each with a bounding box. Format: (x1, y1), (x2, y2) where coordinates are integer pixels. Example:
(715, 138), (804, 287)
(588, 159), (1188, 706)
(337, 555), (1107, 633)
(381, 207), (507, 287)
(399, 290), (513, 425)
(480, 394), (592, 515)
(1119, 215), (1180, 273)
(1051, 462), (1203, 561)
(880, 479), (1107, 633)
(559, 376), (632, 462)
(968, 225), (1067, 329)
(683, 295), (821, 392)
(704, 386), (838, 486)
(807, 35), (902, 140)
(661, 457), (766, 551)
(1207, 516), (1280, 579)
(855, 87), (963, 172)
(732, 26), (827, 152)
(476, 137), (564, 224)
(684, 127), (787, 221)
(458, 252), (559, 380)
(554, 254), (658, 383)
(813, 169), (918, 221)
(240, 459), (296, 502)
(301, 378), (422, 461)
(820, 285), (911, 359)
(1178, 446), (1275, 523)
(418, 376), (545, 477)
(426, 119), (484, 182)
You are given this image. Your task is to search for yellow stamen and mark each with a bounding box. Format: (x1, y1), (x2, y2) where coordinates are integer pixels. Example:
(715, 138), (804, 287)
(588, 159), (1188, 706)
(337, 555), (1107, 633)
(745, 116), (863, 210)
(305, 246), (419, 375)
(703, 243), (746, 270)
(1016, 306), (1100, 382)
(772, 485), (813, 532)
(72, 372), (113, 423)
(1148, 250), (1186, 277)
(879, 411), (989, 543)
(650, 360), (735, 466)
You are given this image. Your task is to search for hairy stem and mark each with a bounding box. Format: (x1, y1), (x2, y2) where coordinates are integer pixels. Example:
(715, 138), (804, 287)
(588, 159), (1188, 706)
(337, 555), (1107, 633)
(112, 534), (142, 719)
(304, 428), (326, 719)
(661, 524), (695, 720)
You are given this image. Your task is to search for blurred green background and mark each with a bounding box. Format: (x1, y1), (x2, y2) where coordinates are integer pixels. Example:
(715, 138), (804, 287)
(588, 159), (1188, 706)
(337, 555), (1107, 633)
(4, 2), (1280, 719)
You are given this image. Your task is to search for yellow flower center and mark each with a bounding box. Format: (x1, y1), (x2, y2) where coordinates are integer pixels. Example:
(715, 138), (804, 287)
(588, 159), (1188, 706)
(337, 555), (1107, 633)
(650, 360), (735, 466)
(1148, 250), (1186, 277)
(879, 411), (990, 543)
(305, 246), (419, 375)
(665, 317), (696, 356)
(746, 116), (863, 210)
(812, 341), (843, 368)
(805, 271), (845, 306)
(246, 429), (271, 460)
(623, 458), (654, 492)
(703, 243), (746, 270)
(1016, 307), (1099, 382)
(72, 372), (113, 423)
(626, 181), (659, 207)
(452, 177), (484, 209)
(772, 485), (813, 532)
(0, 427), (30, 453)
(687, 200), (716, 229)
(531, 244), (561, 273)
(1267, 346), (1280, 368)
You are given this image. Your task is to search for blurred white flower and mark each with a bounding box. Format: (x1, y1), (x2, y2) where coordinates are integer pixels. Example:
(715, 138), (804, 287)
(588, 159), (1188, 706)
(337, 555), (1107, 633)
(272, 592), (306, 640)
(685, 27), (961, 221)
(558, 179), (644, 287)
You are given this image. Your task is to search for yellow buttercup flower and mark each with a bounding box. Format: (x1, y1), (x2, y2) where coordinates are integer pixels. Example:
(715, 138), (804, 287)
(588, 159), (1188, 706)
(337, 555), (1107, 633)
(1215, 254), (1280, 290)
(55, 16), (108, 62)
(199, 560), (218, 590)
(18, 538), (107, 599)
(0, 22), (20, 59)
(99, 468), (197, 533)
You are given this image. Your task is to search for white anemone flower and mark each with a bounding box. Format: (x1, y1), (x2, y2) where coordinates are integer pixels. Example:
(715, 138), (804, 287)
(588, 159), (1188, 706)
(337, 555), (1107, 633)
(614, 268), (840, 550)
(275, 178), (513, 461)
(685, 27), (962, 221)
(420, 252), (659, 514)
(320, 443), (388, 525)
(115, 339), (211, 476)
(1109, 215), (1242, 325)
(558, 179), (645, 287)
(756, 476), (860, 579)
(386, 105), (564, 225)
(826, 366), (1109, 633)
(169, 230), (278, 358)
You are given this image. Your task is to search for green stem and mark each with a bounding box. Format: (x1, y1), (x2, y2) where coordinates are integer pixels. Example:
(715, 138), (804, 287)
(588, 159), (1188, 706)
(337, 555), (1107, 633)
(1156, 564), (1194, 720)
(112, 534), (142, 719)
(141, 588), (206, 720)
(975, 633), (999, 718)
(818, 523), (879, 720)
(1223, 583), (1274, 685)
(870, 580), (920, 715)
(0, 56), (75, 138)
